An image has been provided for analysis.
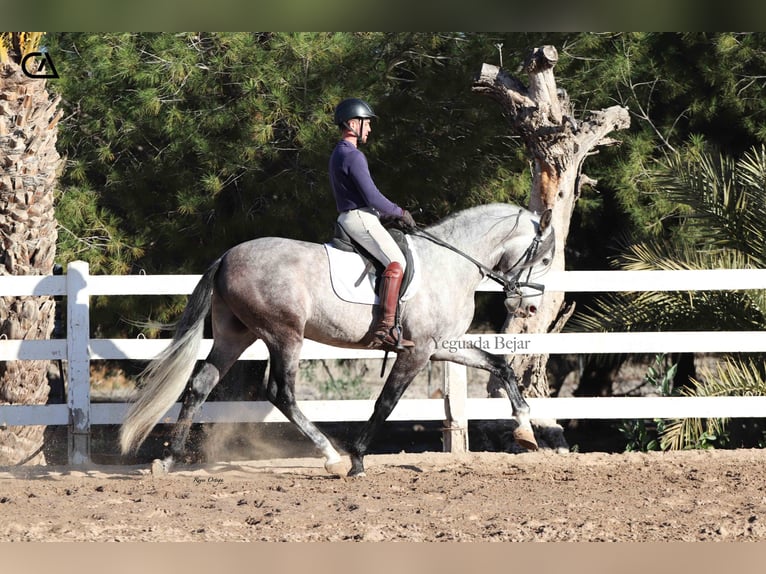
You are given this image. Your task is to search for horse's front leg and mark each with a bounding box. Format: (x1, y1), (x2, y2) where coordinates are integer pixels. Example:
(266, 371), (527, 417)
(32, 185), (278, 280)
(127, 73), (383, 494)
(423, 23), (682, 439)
(430, 346), (538, 451)
(265, 338), (348, 476)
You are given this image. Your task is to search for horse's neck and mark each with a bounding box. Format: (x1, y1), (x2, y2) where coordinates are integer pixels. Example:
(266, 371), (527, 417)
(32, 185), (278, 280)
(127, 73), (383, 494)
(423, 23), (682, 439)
(426, 204), (526, 265)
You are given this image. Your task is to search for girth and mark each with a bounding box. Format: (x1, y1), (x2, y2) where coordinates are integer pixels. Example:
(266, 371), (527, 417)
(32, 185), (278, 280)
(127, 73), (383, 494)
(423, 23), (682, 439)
(330, 222), (415, 295)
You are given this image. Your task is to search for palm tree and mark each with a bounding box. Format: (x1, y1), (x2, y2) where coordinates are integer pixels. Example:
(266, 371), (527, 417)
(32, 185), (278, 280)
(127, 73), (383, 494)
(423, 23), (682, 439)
(0, 33), (62, 464)
(571, 143), (766, 450)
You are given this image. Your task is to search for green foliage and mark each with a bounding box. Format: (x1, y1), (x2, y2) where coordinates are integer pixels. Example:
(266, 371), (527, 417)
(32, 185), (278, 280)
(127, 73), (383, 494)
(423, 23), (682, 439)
(551, 33), (766, 265)
(619, 355), (727, 452)
(619, 355), (677, 452)
(52, 33), (528, 272)
(300, 360), (368, 400)
(619, 419), (663, 453)
(571, 144), (766, 336)
(577, 143), (766, 450)
(661, 358), (766, 451)
(656, 144), (766, 265)
(46, 33), (766, 336)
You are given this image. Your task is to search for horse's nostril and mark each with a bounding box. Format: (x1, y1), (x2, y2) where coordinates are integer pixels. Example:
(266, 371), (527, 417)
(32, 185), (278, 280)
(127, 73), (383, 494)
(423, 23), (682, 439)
(528, 305), (537, 315)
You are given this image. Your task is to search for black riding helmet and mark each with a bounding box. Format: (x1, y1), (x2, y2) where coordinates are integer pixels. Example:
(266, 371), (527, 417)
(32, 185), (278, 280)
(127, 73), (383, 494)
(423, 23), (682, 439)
(334, 98), (376, 127)
(334, 98), (376, 140)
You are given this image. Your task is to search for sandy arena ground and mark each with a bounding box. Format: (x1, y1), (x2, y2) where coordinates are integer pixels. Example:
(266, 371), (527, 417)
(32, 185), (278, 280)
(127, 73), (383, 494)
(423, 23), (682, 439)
(2, 448), (766, 542)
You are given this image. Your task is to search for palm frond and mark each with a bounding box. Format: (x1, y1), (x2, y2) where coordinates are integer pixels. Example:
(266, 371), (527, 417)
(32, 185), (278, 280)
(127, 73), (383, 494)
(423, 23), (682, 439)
(569, 238), (766, 334)
(573, 144), (766, 450)
(660, 358), (766, 450)
(655, 144), (766, 264)
(0, 32), (43, 64)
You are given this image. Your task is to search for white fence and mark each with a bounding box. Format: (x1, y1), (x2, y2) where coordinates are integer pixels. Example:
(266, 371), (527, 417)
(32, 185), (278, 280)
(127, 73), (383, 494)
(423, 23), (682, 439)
(1, 261), (765, 464)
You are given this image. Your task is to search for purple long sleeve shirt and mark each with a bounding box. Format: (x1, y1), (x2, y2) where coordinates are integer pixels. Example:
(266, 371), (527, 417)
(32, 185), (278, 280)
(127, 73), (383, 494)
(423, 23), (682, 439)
(329, 140), (404, 218)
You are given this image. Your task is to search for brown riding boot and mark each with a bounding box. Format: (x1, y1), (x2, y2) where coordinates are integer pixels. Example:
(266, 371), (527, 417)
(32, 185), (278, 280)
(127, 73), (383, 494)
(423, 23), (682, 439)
(372, 262), (415, 351)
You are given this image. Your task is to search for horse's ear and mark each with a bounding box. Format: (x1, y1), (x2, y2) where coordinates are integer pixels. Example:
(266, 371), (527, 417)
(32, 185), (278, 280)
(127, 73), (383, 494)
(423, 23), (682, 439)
(538, 209), (553, 234)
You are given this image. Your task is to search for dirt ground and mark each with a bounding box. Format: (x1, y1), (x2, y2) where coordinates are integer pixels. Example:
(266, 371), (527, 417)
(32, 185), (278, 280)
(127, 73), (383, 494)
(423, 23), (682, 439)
(2, 448), (766, 542)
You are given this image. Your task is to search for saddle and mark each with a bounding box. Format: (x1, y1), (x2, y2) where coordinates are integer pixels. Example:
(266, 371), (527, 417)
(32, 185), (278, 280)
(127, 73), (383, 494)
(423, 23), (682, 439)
(329, 221), (416, 295)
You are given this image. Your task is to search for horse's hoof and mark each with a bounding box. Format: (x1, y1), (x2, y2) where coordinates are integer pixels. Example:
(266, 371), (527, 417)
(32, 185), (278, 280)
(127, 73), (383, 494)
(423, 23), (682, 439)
(347, 465), (366, 478)
(513, 427), (539, 451)
(324, 458), (350, 477)
(151, 458), (171, 476)
(347, 459), (366, 477)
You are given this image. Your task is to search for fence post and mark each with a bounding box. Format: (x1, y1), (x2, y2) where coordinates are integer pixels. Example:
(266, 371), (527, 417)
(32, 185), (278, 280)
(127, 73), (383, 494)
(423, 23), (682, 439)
(66, 261), (91, 464)
(442, 363), (469, 453)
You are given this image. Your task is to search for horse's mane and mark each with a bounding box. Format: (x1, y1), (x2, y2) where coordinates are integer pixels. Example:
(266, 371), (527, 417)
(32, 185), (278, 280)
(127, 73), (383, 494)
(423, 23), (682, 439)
(423, 202), (555, 271)
(426, 203), (527, 235)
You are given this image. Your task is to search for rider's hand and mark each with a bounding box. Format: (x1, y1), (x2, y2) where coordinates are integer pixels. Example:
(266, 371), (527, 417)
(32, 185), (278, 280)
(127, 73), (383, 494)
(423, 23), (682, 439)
(400, 210), (417, 230)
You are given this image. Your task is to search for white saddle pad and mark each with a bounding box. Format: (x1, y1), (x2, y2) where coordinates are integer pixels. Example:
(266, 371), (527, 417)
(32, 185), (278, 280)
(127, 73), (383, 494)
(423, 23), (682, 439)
(323, 237), (420, 305)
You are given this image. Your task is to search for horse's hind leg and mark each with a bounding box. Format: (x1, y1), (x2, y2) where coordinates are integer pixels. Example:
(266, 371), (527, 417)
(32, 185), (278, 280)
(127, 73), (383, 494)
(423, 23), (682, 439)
(266, 337), (346, 475)
(159, 298), (256, 472)
(157, 349), (247, 473)
(160, 356), (224, 469)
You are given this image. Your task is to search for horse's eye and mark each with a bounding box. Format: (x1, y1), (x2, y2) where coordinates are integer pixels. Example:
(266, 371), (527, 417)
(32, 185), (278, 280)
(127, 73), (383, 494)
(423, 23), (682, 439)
(542, 258), (551, 266)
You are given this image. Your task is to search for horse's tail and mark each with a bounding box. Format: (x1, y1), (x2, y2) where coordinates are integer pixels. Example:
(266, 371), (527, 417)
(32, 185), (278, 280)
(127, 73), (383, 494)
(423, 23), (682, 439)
(119, 257), (223, 455)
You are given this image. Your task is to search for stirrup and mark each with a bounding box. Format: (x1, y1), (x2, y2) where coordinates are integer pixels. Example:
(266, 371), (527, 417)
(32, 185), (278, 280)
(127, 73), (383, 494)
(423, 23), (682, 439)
(374, 326), (414, 352)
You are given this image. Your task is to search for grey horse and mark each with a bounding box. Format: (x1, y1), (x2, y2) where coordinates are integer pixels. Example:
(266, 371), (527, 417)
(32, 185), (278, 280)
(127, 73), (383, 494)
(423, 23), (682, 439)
(120, 203), (555, 476)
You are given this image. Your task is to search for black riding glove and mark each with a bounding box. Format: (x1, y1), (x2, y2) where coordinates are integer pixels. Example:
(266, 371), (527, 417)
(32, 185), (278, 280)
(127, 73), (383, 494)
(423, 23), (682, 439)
(400, 210), (417, 230)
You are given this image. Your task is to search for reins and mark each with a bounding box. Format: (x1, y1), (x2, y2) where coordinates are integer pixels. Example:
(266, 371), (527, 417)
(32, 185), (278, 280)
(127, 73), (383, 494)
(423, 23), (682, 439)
(409, 217), (546, 301)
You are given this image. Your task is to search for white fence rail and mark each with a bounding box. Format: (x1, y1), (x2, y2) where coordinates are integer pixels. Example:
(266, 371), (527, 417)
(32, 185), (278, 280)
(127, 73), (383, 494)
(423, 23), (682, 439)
(1, 262), (765, 464)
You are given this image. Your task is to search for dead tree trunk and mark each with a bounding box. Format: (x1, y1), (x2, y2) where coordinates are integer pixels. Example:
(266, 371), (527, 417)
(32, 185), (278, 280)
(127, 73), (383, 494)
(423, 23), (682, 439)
(473, 45), (630, 450)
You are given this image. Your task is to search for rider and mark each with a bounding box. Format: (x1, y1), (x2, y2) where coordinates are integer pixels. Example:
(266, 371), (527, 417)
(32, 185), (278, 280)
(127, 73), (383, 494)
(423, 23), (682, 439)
(329, 97), (416, 351)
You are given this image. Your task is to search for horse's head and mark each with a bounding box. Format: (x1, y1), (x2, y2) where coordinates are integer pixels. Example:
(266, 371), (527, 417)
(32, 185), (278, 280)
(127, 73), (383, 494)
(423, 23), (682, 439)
(495, 208), (555, 318)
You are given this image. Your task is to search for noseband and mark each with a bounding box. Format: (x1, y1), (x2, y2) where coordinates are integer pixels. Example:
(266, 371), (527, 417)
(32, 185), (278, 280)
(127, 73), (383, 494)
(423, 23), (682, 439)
(502, 231), (547, 302)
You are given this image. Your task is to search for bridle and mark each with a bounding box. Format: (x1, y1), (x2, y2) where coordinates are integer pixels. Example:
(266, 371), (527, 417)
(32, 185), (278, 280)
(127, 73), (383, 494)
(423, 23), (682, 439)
(410, 212), (548, 302)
